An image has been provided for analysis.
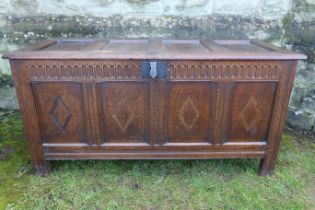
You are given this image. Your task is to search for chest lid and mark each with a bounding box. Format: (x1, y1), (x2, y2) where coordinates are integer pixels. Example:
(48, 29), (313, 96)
(2, 38), (306, 60)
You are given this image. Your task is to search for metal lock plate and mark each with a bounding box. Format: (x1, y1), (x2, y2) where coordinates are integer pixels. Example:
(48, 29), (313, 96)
(141, 60), (168, 79)
(149, 61), (157, 78)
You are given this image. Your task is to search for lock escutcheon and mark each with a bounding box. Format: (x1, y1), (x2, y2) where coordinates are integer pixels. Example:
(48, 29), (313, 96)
(149, 61), (157, 78)
(141, 60), (167, 79)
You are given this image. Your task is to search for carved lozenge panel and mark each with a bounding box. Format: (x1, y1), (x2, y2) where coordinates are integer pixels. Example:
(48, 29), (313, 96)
(32, 82), (86, 143)
(165, 82), (213, 143)
(99, 82), (149, 143)
(228, 82), (277, 142)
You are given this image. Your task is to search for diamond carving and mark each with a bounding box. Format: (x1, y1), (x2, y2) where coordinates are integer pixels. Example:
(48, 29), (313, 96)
(240, 96), (260, 131)
(179, 96), (199, 130)
(111, 97), (135, 133)
(50, 96), (72, 133)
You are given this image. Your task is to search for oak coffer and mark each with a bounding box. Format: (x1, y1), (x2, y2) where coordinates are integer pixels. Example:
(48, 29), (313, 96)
(3, 38), (306, 176)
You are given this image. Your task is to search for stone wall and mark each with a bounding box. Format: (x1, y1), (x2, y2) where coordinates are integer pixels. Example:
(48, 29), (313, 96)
(0, 0), (314, 132)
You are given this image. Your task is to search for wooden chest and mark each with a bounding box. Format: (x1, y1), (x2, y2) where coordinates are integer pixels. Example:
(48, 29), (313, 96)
(3, 39), (306, 176)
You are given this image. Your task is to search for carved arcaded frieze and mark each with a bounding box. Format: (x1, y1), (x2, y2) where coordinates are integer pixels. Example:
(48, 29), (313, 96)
(168, 62), (280, 81)
(26, 62), (142, 81)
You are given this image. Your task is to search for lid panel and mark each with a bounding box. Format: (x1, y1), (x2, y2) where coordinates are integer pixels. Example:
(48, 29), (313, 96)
(103, 40), (148, 52)
(162, 39), (210, 53)
(213, 40), (271, 52)
(42, 39), (108, 51)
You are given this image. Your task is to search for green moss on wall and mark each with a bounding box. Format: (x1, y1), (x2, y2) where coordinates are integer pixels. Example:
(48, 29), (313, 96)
(282, 2), (315, 63)
(0, 14), (283, 44)
(0, 75), (13, 87)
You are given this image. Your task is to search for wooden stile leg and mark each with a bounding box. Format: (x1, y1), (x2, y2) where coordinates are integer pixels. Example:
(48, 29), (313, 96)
(259, 158), (274, 176)
(34, 160), (51, 176)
